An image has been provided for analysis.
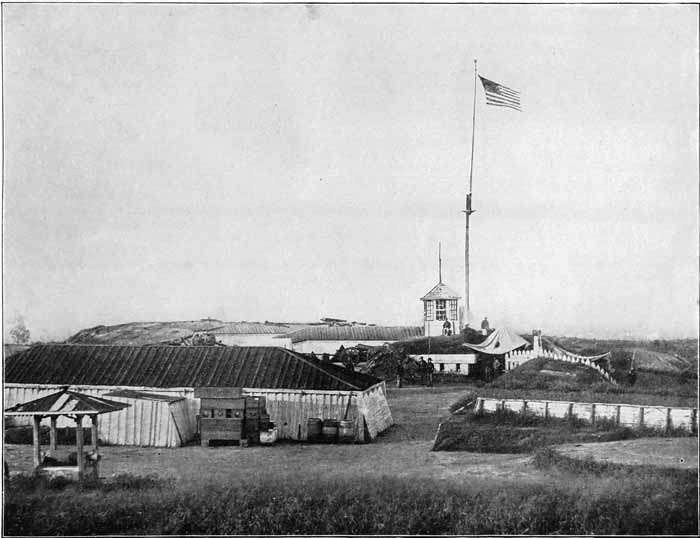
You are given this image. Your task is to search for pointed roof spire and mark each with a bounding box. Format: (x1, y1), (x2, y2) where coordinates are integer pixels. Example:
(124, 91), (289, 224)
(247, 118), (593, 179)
(438, 242), (442, 284)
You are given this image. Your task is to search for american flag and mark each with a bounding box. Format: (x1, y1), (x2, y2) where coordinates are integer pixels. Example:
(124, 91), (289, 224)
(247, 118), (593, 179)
(479, 76), (521, 111)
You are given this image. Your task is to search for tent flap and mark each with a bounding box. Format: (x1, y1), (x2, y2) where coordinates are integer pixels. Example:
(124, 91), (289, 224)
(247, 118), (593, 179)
(463, 327), (529, 355)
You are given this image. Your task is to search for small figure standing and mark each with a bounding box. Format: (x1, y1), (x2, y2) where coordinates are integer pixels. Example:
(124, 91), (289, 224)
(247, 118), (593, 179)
(481, 317), (490, 336)
(627, 367), (637, 386)
(493, 357), (502, 376)
(396, 358), (404, 388)
(426, 358), (435, 387)
(418, 357), (428, 385)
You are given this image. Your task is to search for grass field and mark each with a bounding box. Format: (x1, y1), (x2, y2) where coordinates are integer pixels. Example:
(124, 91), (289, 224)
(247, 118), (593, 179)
(4, 384), (698, 535)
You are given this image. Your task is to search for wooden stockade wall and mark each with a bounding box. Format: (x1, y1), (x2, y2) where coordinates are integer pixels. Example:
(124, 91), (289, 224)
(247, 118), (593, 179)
(5, 382), (393, 445)
(476, 397), (698, 432)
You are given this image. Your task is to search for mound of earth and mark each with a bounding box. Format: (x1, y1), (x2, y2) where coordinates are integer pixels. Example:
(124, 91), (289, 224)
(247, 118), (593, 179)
(631, 348), (695, 374)
(66, 320), (225, 345)
(554, 437), (698, 469)
(486, 357), (610, 392)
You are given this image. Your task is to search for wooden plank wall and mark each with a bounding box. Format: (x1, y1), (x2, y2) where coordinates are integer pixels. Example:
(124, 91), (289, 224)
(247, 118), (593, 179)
(4, 386), (189, 447)
(476, 396), (698, 432)
(355, 383), (394, 438)
(240, 389), (353, 440)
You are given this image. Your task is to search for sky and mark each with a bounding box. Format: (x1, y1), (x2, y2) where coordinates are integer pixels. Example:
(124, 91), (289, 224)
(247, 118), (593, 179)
(2, 3), (698, 342)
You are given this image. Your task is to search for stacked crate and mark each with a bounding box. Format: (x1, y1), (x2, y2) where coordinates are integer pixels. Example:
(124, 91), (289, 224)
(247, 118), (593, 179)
(196, 388), (270, 446)
(243, 396), (269, 443)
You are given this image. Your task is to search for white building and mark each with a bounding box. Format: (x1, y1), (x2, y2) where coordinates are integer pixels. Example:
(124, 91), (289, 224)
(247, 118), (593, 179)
(420, 278), (460, 338)
(285, 325), (423, 355)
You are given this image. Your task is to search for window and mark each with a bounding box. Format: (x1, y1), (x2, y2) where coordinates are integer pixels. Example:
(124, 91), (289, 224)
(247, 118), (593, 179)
(436, 300), (447, 320)
(439, 363), (445, 372)
(424, 301), (435, 321)
(455, 363), (461, 372)
(226, 409), (232, 418)
(449, 300), (458, 320)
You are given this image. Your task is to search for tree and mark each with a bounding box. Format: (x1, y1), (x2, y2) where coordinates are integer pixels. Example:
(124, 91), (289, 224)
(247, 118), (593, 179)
(10, 315), (31, 344)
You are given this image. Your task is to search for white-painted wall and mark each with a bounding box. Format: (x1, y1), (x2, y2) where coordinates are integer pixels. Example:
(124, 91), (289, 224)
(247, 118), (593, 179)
(292, 340), (394, 354)
(5, 382), (394, 444)
(409, 353), (477, 374)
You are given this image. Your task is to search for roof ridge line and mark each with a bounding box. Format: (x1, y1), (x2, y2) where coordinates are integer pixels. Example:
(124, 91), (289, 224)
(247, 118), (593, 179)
(280, 348), (362, 391)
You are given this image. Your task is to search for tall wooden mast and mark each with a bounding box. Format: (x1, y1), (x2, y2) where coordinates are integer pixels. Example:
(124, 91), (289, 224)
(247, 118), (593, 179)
(464, 59), (478, 328)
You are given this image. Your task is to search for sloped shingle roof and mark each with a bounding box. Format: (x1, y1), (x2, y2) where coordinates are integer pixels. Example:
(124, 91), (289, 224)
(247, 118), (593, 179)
(420, 282), (461, 301)
(4, 345), (381, 391)
(4, 387), (130, 416)
(283, 326), (424, 344)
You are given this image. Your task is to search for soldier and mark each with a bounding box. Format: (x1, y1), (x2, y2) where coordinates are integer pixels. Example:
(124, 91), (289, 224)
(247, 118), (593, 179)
(481, 317), (490, 335)
(418, 357), (428, 385)
(426, 358), (435, 387)
(396, 358), (404, 388)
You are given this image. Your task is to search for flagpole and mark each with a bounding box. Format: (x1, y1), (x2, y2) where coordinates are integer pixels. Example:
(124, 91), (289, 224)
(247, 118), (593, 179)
(464, 59), (477, 330)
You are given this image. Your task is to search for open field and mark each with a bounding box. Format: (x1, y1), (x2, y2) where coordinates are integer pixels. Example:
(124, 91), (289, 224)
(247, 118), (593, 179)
(4, 384), (698, 535)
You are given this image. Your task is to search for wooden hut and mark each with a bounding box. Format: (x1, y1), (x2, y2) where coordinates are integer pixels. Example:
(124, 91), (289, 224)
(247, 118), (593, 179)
(4, 388), (129, 479)
(4, 344), (393, 446)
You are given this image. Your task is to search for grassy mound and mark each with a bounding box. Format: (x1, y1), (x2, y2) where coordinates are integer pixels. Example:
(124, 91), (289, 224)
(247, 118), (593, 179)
(476, 356), (697, 407)
(433, 408), (694, 453)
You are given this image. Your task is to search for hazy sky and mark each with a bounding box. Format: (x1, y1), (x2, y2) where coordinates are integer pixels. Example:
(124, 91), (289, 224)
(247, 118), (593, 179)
(3, 4), (698, 342)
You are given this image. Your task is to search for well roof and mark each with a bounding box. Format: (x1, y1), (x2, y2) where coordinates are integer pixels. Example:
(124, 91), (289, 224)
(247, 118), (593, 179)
(4, 387), (130, 416)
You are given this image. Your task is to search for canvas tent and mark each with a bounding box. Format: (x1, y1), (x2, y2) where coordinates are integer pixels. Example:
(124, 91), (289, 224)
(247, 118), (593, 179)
(4, 344), (392, 446)
(463, 327), (529, 355)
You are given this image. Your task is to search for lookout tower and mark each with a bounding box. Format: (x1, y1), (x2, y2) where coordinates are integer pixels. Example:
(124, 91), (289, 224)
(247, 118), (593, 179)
(421, 244), (461, 337)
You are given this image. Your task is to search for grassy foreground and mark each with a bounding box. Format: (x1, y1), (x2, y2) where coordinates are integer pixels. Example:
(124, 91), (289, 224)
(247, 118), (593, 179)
(4, 466), (697, 535)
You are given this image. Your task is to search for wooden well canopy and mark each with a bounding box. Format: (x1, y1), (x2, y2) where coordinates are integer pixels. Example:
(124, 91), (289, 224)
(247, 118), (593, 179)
(4, 387), (130, 478)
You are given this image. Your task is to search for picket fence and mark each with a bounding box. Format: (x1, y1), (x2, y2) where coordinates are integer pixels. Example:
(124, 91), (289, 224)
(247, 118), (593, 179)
(475, 397), (698, 432)
(505, 348), (617, 385)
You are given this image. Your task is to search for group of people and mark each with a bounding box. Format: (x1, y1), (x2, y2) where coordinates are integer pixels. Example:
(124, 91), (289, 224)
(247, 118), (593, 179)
(395, 356), (435, 388)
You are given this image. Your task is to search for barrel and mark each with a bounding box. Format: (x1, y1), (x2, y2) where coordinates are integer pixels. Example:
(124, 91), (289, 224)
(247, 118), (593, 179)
(321, 419), (339, 442)
(338, 419), (355, 443)
(306, 418), (323, 441)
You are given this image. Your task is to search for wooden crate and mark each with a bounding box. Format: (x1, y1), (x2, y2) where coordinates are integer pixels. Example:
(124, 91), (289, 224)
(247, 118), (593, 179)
(200, 418), (243, 445)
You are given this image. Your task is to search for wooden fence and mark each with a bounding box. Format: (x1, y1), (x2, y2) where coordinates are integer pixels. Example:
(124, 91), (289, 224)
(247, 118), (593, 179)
(505, 349), (617, 384)
(475, 396), (698, 432)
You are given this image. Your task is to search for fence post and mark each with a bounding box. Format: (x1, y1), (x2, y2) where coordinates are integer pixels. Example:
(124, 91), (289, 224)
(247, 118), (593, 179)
(568, 402), (574, 420)
(665, 408), (672, 433)
(591, 403), (596, 426)
(616, 405), (621, 426)
(522, 400), (528, 415)
(544, 401), (549, 420)
(639, 407), (645, 429)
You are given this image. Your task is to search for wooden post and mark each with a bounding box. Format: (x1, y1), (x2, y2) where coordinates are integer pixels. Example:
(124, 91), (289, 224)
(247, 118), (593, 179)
(32, 415), (42, 470)
(665, 408), (672, 433)
(591, 403), (596, 426)
(49, 416), (58, 456)
(544, 401), (549, 420)
(568, 402), (574, 420)
(91, 414), (99, 451)
(638, 407), (645, 429)
(75, 416), (85, 479)
(91, 414), (100, 479)
(616, 405), (621, 427)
